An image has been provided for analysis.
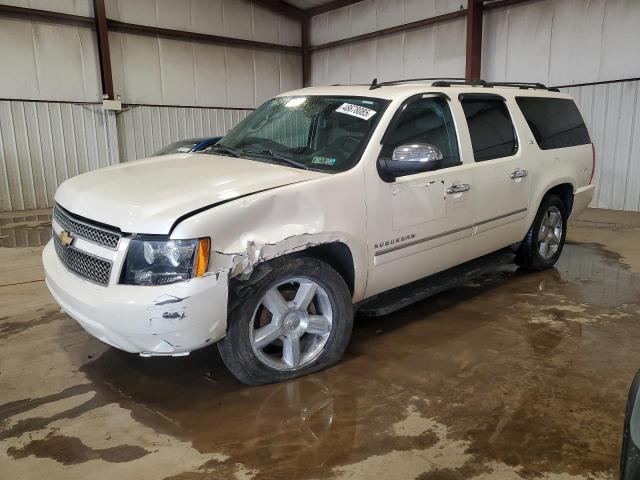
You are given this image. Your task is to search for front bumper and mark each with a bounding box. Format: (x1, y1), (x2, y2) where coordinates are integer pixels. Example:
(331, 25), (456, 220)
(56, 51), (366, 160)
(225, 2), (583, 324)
(43, 240), (229, 356)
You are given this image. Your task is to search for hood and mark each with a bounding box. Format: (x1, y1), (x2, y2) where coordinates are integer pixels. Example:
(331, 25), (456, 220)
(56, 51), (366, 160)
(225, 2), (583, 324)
(55, 153), (325, 234)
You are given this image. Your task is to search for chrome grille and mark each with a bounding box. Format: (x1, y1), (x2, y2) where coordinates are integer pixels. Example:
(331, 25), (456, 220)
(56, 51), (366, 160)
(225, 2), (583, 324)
(53, 205), (121, 249)
(54, 234), (112, 286)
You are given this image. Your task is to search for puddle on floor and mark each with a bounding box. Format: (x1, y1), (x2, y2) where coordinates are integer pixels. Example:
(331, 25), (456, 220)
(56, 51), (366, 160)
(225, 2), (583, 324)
(0, 212), (52, 247)
(1, 242), (639, 480)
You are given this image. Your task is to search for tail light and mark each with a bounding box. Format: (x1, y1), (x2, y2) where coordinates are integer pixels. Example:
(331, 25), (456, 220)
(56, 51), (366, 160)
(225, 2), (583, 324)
(589, 143), (596, 184)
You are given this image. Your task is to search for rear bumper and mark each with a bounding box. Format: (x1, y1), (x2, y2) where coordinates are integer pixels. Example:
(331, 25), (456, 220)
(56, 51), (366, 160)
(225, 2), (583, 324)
(571, 184), (595, 220)
(43, 240), (229, 356)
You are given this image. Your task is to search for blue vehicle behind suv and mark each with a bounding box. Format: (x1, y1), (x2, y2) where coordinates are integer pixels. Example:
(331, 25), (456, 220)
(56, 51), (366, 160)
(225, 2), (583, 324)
(153, 136), (223, 156)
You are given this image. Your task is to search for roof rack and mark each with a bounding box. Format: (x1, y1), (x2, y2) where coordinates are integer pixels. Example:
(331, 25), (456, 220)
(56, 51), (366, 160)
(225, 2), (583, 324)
(368, 77), (559, 92)
(369, 77), (467, 90)
(431, 79), (560, 91)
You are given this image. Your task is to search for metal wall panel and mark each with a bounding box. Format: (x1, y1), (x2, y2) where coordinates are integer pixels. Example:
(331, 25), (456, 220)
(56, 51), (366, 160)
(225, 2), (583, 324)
(109, 32), (302, 108)
(310, 0), (467, 46)
(310, 17), (467, 85)
(104, 0), (301, 46)
(1, 0), (94, 16)
(116, 105), (251, 161)
(563, 80), (640, 212)
(482, 0), (640, 86)
(0, 17), (101, 102)
(0, 101), (118, 212)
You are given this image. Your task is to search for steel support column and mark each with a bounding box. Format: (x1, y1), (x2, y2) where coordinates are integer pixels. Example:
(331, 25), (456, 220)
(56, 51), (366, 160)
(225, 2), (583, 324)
(92, 0), (114, 100)
(302, 17), (311, 87)
(465, 0), (483, 80)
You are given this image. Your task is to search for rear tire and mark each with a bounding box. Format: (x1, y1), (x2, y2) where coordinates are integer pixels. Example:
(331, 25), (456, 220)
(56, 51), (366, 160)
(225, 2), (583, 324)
(218, 256), (353, 386)
(516, 194), (568, 270)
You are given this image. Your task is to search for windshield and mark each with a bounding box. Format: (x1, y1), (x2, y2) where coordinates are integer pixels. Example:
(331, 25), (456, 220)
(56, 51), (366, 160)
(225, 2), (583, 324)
(210, 96), (388, 173)
(153, 139), (201, 156)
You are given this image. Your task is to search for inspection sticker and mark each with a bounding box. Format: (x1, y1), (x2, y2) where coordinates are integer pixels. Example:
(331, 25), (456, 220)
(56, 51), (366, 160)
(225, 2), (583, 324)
(311, 156), (336, 166)
(335, 103), (376, 120)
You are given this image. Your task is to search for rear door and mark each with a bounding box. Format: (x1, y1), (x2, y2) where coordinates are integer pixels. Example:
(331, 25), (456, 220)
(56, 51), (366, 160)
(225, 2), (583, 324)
(458, 94), (531, 258)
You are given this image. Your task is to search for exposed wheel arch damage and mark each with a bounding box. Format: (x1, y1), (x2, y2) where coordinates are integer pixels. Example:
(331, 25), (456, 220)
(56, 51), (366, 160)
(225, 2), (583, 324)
(209, 235), (358, 293)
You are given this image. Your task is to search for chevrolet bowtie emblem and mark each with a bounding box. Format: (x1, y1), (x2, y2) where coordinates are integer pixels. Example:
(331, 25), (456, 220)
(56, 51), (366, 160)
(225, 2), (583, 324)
(58, 230), (74, 247)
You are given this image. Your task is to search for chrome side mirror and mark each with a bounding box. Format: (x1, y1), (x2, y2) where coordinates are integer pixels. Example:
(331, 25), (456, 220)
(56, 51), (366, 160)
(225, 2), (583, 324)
(379, 143), (444, 177)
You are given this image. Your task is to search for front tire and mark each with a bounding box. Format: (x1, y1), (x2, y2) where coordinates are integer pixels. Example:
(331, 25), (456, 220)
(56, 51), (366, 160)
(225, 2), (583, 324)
(218, 256), (353, 385)
(516, 194), (568, 270)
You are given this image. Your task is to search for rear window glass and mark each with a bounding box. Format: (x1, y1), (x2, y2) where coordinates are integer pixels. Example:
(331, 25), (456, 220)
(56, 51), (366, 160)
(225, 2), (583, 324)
(460, 97), (517, 162)
(515, 97), (591, 150)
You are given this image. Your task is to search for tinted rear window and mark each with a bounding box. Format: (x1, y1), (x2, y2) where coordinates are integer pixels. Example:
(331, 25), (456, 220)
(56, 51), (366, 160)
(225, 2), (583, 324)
(516, 97), (590, 150)
(460, 97), (518, 162)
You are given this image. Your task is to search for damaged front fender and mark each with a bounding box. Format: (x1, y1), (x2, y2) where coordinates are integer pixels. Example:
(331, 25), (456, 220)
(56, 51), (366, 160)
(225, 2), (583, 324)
(171, 175), (368, 301)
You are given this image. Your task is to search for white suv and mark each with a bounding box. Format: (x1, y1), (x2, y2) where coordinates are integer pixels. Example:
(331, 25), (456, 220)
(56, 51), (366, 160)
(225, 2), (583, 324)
(43, 79), (595, 385)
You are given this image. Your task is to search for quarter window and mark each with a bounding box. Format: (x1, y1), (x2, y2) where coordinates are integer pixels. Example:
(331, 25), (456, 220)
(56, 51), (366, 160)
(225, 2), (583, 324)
(515, 97), (591, 150)
(382, 96), (460, 169)
(460, 97), (517, 161)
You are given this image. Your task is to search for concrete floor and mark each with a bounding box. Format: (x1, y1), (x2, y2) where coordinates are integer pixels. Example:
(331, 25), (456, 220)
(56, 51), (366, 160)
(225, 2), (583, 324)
(1, 209), (640, 480)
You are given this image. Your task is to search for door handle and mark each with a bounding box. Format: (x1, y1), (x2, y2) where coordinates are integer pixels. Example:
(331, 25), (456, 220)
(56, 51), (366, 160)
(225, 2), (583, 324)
(510, 169), (528, 179)
(447, 183), (471, 194)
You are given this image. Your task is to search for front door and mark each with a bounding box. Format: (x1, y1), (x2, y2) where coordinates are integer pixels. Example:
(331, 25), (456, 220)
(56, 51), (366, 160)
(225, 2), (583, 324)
(364, 94), (475, 298)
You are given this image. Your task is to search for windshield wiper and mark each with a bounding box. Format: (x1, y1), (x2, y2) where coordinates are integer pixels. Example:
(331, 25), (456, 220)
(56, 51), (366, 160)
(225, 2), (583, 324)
(208, 144), (241, 158)
(245, 149), (311, 170)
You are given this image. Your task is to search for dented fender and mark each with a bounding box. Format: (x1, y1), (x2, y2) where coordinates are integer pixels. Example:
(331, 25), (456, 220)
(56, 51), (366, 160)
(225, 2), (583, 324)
(170, 171), (368, 301)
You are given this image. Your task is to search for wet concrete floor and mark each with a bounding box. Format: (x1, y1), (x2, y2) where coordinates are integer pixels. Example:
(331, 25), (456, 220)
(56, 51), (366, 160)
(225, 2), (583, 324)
(1, 209), (640, 479)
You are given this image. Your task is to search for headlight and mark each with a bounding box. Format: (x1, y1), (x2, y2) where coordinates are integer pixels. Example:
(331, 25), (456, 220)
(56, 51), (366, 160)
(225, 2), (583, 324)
(122, 237), (210, 285)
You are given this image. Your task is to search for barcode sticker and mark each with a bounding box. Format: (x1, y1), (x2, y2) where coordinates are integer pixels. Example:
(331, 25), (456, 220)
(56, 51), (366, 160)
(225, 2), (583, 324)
(335, 103), (377, 120)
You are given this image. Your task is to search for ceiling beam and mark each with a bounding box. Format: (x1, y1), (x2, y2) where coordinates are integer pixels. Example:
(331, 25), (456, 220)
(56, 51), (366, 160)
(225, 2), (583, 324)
(251, 0), (307, 21)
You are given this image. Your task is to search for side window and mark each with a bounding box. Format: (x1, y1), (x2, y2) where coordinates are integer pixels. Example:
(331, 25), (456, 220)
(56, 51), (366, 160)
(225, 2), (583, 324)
(382, 96), (460, 169)
(460, 97), (517, 161)
(515, 97), (591, 150)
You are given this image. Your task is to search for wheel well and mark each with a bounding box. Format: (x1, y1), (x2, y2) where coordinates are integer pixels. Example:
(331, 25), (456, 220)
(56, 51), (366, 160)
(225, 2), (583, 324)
(300, 242), (355, 294)
(545, 183), (574, 215)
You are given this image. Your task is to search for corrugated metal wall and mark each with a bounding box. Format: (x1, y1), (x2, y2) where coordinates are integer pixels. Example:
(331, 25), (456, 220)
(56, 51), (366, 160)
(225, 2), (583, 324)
(482, 0), (640, 85)
(109, 32), (302, 108)
(104, 0), (301, 47)
(116, 105), (251, 161)
(0, 0), (301, 212)
(310, 0), (467, 85)
(563, 80), (640, 212)
(0, 16), (101, 103)
(310, 0), (467, 45)
(0, 101), (118, 211)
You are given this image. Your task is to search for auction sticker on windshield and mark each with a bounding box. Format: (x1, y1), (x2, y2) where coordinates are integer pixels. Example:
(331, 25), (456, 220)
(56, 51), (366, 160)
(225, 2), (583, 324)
(336, 103), (376, 120)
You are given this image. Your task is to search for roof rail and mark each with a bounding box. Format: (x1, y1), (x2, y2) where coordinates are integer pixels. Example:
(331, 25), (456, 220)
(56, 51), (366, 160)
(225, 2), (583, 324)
(367, 77), (560, 92)
(369, 77), (468, 90)
(431, 79), (560, 91)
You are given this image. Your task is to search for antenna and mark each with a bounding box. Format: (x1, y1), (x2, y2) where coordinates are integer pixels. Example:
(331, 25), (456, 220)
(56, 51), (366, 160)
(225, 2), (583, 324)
(369, 78), (379, 90)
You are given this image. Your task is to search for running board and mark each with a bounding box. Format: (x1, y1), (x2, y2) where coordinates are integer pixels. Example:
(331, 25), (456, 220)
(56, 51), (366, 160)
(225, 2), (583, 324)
(355, 248), (516, 317)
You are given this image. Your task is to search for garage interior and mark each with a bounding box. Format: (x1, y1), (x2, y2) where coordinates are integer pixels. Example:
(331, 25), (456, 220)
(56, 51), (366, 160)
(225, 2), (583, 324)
(2, 0), (640, 479)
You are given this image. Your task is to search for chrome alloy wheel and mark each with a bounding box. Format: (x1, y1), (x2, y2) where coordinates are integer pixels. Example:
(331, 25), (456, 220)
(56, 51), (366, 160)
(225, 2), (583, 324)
(249, 278), (333, 371)
(537, 205), (563, 260)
